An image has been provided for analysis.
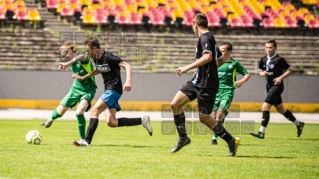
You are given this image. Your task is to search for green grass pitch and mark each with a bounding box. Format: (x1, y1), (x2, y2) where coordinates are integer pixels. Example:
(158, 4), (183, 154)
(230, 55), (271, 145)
(0, 120), (318, 179)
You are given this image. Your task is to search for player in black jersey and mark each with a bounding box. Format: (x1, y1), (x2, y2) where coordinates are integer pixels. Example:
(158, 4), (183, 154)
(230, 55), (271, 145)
(72, 37), (153, 146)
(170, 13), (240, 156)
(250, 39), (305, 139)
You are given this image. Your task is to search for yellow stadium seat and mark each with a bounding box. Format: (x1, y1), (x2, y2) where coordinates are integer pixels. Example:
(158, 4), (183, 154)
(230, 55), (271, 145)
(157, 0), (166, 5)
(274, 18), (286, 28)
(304, 14), (315, 23)
(28, 8), (41, 20)
(83, 14), (95, 23)
(81, 0), (91, 6)
(201, 6), (212, 13)
(56, 3), (66, 13)
(15, 0), (26, 7)
(298, 7), (309, 14)
(198, 0), (209, 6)
(16, 6), (28, 13)
(126, 4), (137, 13)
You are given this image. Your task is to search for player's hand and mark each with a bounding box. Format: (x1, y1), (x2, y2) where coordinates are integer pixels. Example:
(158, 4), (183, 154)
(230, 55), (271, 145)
(259, 71), (268, 77)
(72, 74), (84, 81)
(59, 63), (69, 69)
(273, 77), (282, 85)
(123, 81), (131, 91)
(235, 80), (243, 88)
(176, 66), (188, 76)
(193, 71), (197, 78)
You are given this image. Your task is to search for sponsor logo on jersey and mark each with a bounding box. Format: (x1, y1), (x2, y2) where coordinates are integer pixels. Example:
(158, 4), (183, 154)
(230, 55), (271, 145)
(97, 64), (111, 73)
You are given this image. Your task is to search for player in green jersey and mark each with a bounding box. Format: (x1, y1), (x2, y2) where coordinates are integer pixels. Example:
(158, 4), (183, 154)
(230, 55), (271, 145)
(41, 42), (97, 141)
(211, 42), (250, 145)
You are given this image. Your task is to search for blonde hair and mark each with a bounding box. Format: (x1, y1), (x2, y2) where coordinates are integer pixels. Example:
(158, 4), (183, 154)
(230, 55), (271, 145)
(60, 42), (74, 52)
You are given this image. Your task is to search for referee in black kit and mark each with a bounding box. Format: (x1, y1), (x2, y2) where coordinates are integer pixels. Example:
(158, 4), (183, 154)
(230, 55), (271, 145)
(251, 39), (305, 139)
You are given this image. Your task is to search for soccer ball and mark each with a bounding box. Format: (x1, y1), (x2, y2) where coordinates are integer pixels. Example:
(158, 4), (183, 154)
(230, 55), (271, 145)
(26, 130), (42, 145)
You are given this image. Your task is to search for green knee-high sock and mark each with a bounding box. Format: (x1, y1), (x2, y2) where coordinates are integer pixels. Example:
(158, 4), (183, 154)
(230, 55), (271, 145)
(51, 110), (62, 120)
(213, 120), (225, 139)
(76, 114), (86, 139)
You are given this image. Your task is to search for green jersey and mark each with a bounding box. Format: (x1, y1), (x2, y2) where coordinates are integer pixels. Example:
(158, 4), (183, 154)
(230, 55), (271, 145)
(218, 59), (248, 89)
(71, 56), (97, 91)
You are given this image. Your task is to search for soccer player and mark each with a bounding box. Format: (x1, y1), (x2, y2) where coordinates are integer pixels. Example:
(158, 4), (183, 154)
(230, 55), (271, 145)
(211, 42), (250, 145)
(41, 42), (97, 142)
(72, 37), (153, 147)
(170, 13), (240, 156)
(250, 39), (305, 139)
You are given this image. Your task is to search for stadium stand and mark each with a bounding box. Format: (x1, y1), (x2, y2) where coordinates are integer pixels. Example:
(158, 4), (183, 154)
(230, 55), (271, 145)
(0, 0), (319, 74)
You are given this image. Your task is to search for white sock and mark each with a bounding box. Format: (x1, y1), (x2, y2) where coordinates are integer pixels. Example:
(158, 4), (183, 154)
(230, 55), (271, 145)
(212, 136), (217, 140)
(294, 120), (300, 126)
(259, 126), (266, 134)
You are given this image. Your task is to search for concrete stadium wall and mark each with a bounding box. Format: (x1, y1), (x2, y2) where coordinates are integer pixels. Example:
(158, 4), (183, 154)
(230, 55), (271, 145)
(0, 71), (318, 112)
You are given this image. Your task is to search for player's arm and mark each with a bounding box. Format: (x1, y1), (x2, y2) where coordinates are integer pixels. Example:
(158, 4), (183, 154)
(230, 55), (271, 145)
(258, 58), (268, 77)
(180, 52), (212, 73)
(119, 61), (132, 91)
(216, 47), (224, 68)
(59, 54), (86, 69)
(273, 58), (292, 85)
(235, 61), (250, 88)
(72, 62), (100, 81)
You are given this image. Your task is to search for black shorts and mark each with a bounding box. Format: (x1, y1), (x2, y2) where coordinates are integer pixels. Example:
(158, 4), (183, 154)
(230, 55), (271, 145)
(265, 84), (284, 106)
(180, 81), (217, 114)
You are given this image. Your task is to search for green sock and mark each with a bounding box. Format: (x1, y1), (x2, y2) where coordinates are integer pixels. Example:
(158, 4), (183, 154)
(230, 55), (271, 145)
(213, 120), (225, 139)
(76, 114), (86, 139)
(51, 109), (62, 120)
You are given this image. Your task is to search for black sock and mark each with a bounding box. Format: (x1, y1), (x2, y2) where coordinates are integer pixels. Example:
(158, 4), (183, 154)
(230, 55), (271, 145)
(174, 112), (187, 137)
(85, 118), (99, 144)
(118, 118), (142, 127)
(283, 110), (296, 122)
(212, 123), (233, 142)
(261, 111), (270, 127)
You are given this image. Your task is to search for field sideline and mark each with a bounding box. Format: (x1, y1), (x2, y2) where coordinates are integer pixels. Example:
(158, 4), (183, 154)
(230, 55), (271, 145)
(0, 120), (318, 179)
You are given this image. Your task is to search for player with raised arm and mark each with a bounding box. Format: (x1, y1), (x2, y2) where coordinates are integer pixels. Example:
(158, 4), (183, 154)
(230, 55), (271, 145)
(41, 42), (97, 142)
(72, 37), (153, 147)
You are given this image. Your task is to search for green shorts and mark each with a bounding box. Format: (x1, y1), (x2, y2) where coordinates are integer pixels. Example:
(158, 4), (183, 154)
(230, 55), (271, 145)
(213, 88), (234, 112)
(60, 87), (96, 112)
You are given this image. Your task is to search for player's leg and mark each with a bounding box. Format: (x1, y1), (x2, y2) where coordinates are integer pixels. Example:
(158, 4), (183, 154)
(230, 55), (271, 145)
(211, 108), (226, 145)
(170, 82), (195, 153)
(75, 90), (96, 141)
(104, 100), (153, 136)
(275, 102), (305, 137)
(251, 85), (282, 139)
(197, 88), (239, 156)
(75, 99), (89, 140)
(211, 89), (233, 144)
(41, 89), (79, 128)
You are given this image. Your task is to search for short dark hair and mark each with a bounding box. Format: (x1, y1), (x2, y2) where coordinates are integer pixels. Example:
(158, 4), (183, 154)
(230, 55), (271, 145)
(220, 42), (233, 51)
(85, 37), (100, 49)
(193, 13), (208, 28)
(266, 39), (277, 48)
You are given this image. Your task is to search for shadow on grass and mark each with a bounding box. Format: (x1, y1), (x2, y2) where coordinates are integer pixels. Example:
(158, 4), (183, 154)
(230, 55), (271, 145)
(237, 155), (295, 159)
(96, 144), (166, 148)
(289, 139), (319, 141)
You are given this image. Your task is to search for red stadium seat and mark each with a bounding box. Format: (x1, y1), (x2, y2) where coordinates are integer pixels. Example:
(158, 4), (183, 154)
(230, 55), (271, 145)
(0, 9), (5, 20)
(96, 14), (108, 24)
(207, 15), (220, 27)
(131, 12), (142, 24)
(60, 7), (74, 17)
(308, 19), (319, 28)
(285, 19), (298, 28)
(229, 18), (242, 27)
(262, 18), (274, 27)
(46, 0), (58, 9)
(152, 14), (165, 25)
(118, 15), (131, 24)
(16, 11), (29, 20)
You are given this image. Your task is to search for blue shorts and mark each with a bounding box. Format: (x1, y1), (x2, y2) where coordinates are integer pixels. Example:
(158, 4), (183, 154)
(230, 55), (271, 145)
(99, 90), (122, 111)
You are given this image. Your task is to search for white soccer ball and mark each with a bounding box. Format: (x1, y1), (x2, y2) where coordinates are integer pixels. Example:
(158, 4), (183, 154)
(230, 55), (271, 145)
(26, 130), (42, 145)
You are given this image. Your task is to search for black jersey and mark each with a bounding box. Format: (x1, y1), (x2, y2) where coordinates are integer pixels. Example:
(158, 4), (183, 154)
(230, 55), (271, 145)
(94, 50), (123, 94)
(192, 32), (222, 89)
(258, 54), (292, 86)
